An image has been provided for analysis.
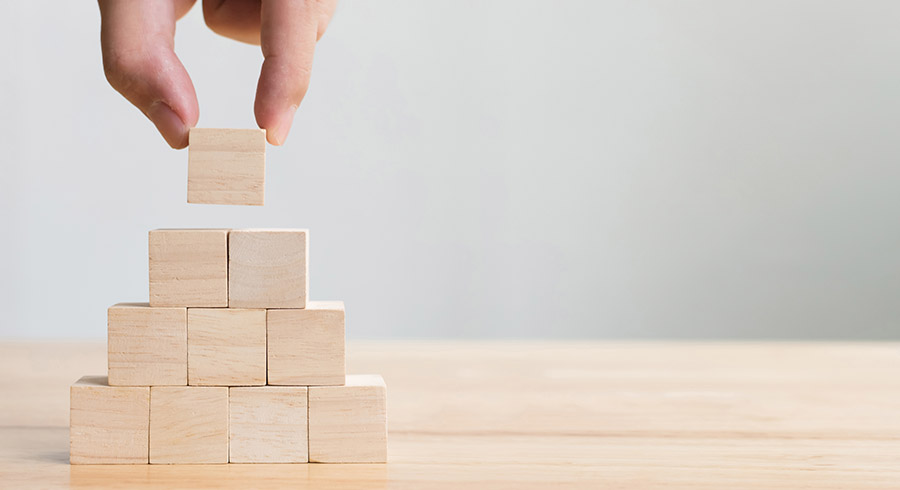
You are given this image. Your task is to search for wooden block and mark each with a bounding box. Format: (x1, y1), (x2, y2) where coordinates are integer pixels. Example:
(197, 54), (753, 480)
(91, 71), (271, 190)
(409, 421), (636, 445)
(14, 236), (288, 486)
(149, 386), (228, 464)
(228, 229), (308, 308)
(308, 375), (387, 463)
(187, 308), (266, 386)
(70, 376), (149, 464)
(229, 387), (308, 463)
(149, 229), (228, 307)
(188, 128), (265, 206)
(267, 302), (345, 386)
(108, 303), (187, 386)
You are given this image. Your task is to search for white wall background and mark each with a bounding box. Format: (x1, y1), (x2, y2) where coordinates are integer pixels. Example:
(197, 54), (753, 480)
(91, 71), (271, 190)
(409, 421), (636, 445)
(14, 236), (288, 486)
(2, 1), (900, 339)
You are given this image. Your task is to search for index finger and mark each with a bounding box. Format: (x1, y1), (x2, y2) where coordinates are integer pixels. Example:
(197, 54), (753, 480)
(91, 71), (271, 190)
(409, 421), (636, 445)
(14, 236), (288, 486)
(254, 0), (320, 146)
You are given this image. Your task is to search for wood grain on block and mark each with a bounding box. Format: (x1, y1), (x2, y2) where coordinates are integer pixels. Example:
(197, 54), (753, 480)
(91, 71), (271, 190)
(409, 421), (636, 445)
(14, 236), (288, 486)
(149, 386), (228, 464)
(229, 387), (308, 463)
(70, 376), (149, 464)
(108, 303), (187, 386)
(309, 375), (387, 463)
(149, 229), (228, 307)
(187, 308), (266, 386)
(267, 302), (345, 386)
(228, 229), (308, 308)
(187, 128), (265, 206)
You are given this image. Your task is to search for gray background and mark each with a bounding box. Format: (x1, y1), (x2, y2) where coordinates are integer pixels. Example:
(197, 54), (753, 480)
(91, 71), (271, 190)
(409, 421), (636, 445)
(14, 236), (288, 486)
(2, 1), (899, 339)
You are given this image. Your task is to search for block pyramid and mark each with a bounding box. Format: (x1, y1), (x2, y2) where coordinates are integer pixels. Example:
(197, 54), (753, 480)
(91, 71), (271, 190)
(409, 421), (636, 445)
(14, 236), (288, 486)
(70, 228), (387, 464)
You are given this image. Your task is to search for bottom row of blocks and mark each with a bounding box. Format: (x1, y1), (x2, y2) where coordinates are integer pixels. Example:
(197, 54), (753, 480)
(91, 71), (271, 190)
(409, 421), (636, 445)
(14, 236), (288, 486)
(70, 375), (386, 464)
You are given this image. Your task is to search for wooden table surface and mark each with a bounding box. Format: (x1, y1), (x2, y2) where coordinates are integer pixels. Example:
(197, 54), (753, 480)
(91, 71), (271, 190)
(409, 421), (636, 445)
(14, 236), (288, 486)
(1, 340), (899, 489)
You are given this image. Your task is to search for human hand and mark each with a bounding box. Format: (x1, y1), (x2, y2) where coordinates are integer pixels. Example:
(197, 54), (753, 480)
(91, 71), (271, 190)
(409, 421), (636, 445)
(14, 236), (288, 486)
(98, 0), (337, 149)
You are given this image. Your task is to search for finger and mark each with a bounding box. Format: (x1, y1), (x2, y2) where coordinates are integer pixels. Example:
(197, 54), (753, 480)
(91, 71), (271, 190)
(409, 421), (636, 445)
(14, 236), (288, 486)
(315, 0), (338, 41)
(174, 0), (197, 19)
(255, 0), (320, 146)
(202, 0), (262, 45)
(98, 0), (199, 149)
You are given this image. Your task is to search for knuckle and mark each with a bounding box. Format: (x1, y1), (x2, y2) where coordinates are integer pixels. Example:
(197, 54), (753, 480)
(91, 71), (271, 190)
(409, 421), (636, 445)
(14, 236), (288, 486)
(102, 48), (145, 93)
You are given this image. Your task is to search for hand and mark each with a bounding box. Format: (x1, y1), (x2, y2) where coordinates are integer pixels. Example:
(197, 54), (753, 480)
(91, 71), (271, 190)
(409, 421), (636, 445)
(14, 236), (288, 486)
(98, 0), (337, 149)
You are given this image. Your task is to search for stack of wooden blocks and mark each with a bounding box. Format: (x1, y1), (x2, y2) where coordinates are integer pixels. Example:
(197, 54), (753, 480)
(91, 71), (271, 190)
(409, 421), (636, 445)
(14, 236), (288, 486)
(69, 132), (388, 465)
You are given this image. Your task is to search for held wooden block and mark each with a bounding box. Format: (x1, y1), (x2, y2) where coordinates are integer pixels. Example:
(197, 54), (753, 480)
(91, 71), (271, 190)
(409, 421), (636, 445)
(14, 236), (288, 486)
(308, 375), (387, 463)
(188, 308), (266, 386)
(70, 376), (149, 464)
(149, 387), (228, 464)
(108, 303), (187, 386)
(229, 387), (309, 463)
(188, 128), (266, 206)
(149, 229), (228, 307)
(228, 229), (308, 308)
(267, 302), (345, 386)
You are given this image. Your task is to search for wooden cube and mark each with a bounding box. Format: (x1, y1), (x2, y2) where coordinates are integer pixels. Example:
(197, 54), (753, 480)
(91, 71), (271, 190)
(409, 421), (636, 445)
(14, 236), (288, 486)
(267, 302), (345, 386)
(149, 229), (228, 307)
(149, 387), (228, 464)
(228, 229), (308, 308)
(308, 375), (387, 463)
(187, 308), (266, 386)
(108, 303), (187, 386)
(70, 376), (149, 464)
(229, 387), (308, 463)
(188, 128), (265, 206)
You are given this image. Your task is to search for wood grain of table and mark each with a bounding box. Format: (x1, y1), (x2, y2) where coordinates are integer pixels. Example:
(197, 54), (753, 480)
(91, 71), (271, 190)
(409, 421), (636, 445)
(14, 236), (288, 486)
(0, 340), (898, 489)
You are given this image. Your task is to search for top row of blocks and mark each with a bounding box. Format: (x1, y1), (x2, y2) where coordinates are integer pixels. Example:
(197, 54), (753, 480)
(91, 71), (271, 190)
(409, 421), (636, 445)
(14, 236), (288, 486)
(149, 229), (308, 309)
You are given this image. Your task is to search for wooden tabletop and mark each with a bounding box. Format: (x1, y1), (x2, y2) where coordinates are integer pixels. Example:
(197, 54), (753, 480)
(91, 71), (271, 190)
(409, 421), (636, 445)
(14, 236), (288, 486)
(1, 341), (899, 489)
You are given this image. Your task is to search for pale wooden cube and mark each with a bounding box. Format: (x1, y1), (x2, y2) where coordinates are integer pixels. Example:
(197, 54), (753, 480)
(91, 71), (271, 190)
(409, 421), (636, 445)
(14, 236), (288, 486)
(308, 375), (387, 463)
(70, 376), (149, 464)
(149, 386), (228, 464)
(228, 229), (308, 308)
(229, 387), (308, 463)
(187, 308), (266, 386)
(108, 303), (186, 386)
(267, 301), (345, 386)
(149, 229), (228, 307)
(188, 128), (265, 206)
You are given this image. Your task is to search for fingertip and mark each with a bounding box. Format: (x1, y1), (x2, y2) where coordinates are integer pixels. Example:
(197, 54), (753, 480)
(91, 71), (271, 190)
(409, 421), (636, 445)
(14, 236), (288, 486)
(256, 99), (297, 146)
(148, 101), (190, 149)
(264, 105), (297, 146)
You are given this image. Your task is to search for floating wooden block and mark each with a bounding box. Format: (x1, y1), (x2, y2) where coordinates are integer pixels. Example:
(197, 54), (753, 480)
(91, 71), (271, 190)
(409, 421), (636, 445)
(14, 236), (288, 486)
(308, 375), (387, 463)
(70, 376), (149, 464)
(149, 229), (228, 307)
(108, 303), (186, 386)
(188, 128), (266, 206)
(228, 229), (308, 308)
(149, 387), (228, 464)
(188, 308), (266, 386)
(267, 302), (345, 386)
(229, 387), (308, 463)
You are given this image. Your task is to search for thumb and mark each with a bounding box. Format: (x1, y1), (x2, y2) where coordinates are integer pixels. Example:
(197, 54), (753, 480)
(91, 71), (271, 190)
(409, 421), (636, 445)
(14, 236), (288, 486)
(99, 1), (199, 149)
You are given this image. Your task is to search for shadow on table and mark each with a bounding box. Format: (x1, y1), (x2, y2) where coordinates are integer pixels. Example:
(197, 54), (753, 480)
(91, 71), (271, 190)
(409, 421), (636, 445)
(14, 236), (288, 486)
(69, 463), (389, 489)
(38, 450), (70, 464)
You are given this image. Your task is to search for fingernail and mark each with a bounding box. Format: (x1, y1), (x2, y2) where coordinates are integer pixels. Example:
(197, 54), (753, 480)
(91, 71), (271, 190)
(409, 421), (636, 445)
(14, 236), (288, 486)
(269, 106), (297, 146)
(147, 101), (188, 149)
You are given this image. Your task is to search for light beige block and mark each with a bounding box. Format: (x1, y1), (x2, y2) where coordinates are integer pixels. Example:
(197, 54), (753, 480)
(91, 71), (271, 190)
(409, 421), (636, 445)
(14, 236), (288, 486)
(188, 128), (265, 206)
(149, 229), (228, 307)
(267, 302), (345, 386)
(229, 387), (308, 463)
(309, 375), (387, 463)
(188, 308), (266, 386)
(108, 303), (186, 386)
(149, 387), (228, 464)
(228, 229), (308, 308)
(70, 376), (149, 464)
